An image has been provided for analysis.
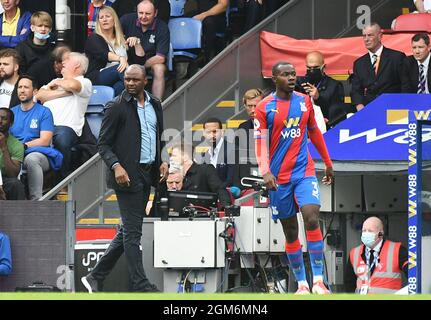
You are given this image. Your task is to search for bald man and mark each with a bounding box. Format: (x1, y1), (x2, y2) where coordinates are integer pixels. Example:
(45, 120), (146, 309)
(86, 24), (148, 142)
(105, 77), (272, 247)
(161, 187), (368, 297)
(350, 23), (405, 111)
(344, 216), (408, 294)
(120, 0), (170, 100)
(297, 51), (348, 126)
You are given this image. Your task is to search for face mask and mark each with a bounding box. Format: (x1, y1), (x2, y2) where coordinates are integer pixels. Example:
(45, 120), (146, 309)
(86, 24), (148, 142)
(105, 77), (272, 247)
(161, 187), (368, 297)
(305, 67), (323, 85)
(361, 231), (377, 248)
(34, 32), (50, 40)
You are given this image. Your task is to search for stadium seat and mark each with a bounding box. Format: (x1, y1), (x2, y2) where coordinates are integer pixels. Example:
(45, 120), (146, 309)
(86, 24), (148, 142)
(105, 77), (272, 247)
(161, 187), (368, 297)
(87, 85), (115, 113)
(169, 0), (186, 17)
(392, 13), (431, 32)
(86, 112), (104, 140)
(169, 17), (202, 59)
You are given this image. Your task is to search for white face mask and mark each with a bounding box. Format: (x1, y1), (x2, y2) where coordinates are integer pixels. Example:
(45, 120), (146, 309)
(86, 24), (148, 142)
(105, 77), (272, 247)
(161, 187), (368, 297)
(361, 231), (377, 248)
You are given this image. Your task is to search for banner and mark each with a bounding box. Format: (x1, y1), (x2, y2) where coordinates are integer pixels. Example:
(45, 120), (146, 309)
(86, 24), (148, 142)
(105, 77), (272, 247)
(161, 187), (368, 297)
(308, 94), (431, 161)
(260, 31), (417, 77)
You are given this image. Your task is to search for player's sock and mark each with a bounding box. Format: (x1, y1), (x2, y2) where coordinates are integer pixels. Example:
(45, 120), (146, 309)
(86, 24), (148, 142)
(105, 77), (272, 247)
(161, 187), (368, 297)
(285, 239), (307, 283)
(306, 227), (324, 282)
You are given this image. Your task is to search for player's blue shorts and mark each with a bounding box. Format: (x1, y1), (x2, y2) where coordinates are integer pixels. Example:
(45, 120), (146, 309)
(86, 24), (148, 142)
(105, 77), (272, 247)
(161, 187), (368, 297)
(268, 176), (320, 220)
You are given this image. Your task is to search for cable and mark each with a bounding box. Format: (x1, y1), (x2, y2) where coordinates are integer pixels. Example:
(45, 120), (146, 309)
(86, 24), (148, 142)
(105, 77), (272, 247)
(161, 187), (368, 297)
(216, 258), (231, 292)
(183, 269), (193, 293)
(322, 211), (336, 241)
(233, 241), (259, 292)
(187, 205), (210, 212)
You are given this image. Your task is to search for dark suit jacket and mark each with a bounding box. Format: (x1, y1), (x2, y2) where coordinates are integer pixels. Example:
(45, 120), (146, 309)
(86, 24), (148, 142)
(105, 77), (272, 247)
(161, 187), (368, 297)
(296, 75), (346, 122)
(235, 119), (259, 188)
(350, 47), (405, 106)
(200, 138), (235, 187)
(401, 54), (431, 93)
(182, 162), (231, 207)
(98, 90), (165, 192)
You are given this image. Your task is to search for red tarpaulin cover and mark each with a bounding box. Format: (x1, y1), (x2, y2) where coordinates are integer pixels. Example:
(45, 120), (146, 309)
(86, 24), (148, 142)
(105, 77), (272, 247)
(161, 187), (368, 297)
(260, 31), (417, 77)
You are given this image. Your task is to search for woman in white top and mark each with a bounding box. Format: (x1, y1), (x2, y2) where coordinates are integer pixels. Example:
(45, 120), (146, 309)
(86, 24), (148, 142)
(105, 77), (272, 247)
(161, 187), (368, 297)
(84, 6), (145, 95)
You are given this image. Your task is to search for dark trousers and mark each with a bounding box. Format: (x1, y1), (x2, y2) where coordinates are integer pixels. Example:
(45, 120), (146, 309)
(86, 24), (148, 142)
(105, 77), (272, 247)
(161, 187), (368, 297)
(97, 65), (125, 97)
(243, 0), (263, 33)
(2, 177), (26, 200)
(53, 126), (79, 179)
(202, 14), (226, 63)
(90, 168), (152, 292)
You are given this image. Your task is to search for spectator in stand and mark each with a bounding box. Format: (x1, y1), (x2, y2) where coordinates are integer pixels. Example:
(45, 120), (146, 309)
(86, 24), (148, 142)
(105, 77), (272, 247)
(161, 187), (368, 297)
(296, 51), (349, 126)
(0, 107), (25, 199)
(0, 0), (31, 49)
(112, 0), (170, 24)
(10, 75), (62, 200)
(15, 11), (55, 76)
(30, 44), (71, 87)
(87, 0), (115, 36)
(191, 0), (228, 63)
(85, 6), (145, 96)
(344, 216), (407, 294)
(413, 0), (431, 12)
(0, 232), (12, 276)
(120, 0), (170, 100)
(402, 33), (431, 94)
(350, 23), (405, 111)
(199, 117), (236, 188)
(0, 48), (19, 108)
(35, 52), (92, 179)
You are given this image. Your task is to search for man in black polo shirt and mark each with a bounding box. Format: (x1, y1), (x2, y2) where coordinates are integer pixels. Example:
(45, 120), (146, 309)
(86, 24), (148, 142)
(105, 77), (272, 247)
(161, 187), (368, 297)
(121, 0), (170, 100)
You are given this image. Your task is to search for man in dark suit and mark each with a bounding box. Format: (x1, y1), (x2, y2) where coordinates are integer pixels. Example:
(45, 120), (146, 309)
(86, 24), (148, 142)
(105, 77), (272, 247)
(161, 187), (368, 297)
(81, 64), (168, 293)
(200, 117), (235, 187)
(296, 51), (349, 126)
(236, 88), (263, 186)
(402, 33), (431, 94)
(350, 23), (405, 111)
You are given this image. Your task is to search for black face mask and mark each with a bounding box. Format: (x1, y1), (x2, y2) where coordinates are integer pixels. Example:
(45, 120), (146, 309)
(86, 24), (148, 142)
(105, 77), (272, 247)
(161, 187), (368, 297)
(305, 68), (324, 85)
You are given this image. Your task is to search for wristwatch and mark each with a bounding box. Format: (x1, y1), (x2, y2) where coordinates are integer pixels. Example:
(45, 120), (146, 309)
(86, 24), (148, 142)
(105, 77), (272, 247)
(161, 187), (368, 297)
(136, 38), (141, 44)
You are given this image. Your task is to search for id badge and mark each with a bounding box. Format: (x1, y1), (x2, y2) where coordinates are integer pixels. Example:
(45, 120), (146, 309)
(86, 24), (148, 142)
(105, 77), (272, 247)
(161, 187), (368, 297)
(359, 285), (369, 295)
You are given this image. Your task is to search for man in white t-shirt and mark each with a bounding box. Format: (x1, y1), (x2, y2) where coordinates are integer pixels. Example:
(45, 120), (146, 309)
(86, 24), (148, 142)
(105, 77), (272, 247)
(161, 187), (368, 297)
(0, 48), (20, 108)
(36, 52), (92, 178)
(414, 0), (431, 12)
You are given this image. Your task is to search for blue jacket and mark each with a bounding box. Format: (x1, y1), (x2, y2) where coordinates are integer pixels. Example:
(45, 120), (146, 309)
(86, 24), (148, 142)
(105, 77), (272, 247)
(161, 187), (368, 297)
(0, 10), (31, 48)
(0, 233), (12, 276)
(25, 146), (64, 171)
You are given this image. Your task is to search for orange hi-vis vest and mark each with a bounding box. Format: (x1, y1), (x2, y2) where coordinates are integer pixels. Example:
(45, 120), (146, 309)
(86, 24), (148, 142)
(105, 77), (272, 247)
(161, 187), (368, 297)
(350, 240), (402, 294)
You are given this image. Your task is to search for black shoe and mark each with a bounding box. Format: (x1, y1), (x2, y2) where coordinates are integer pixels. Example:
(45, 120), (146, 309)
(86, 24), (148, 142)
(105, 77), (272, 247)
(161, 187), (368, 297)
(81, 275), (98, 293)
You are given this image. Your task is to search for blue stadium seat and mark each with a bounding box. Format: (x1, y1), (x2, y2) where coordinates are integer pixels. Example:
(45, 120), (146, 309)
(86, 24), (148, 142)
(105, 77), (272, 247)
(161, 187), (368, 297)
(87, 85), (115, 113)
(169, 0), (186, 17)
(86, 113), (104, 140)
(168, 17), (202, 59)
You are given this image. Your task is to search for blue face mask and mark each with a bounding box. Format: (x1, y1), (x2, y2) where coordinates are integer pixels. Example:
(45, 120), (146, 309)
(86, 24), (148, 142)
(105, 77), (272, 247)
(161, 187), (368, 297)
(361, 231), (377, 248)
(34, 32), (50, 40)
